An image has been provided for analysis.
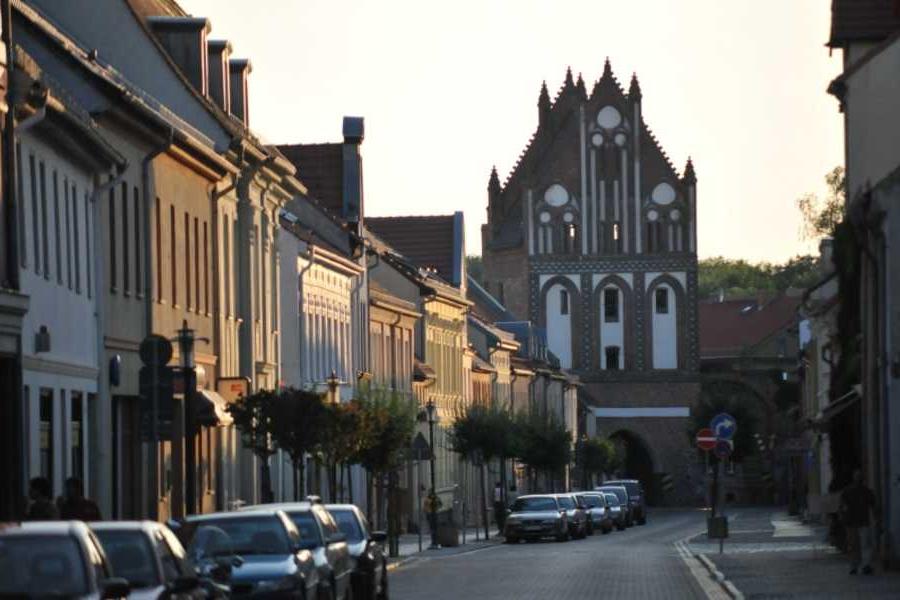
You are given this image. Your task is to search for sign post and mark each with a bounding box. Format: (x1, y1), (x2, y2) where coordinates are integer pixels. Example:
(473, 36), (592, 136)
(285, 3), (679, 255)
(707, 414), (736, 554)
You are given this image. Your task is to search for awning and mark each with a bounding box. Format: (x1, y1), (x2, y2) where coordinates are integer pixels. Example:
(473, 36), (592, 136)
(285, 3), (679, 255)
(196, 389), (233, 427)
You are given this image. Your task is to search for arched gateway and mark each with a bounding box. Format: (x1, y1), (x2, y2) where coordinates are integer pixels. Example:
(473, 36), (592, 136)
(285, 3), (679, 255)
(481, 62), (701, 505)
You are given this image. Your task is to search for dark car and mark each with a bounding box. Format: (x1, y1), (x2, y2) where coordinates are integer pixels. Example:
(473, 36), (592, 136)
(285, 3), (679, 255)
(0, 521), (130, 599)
(604, 479), (647, 525)
(92, 521), (205, 599)
(576, 493), (612, 535)
(243, 502), (353, 600)
(504, 495), (569, 542)
(602, 492), (627, 530)
(597, 485), (633, 526)
(554, 494), (588, 539)
(181, 509), (319, 599)
(326, 504), (388, 600)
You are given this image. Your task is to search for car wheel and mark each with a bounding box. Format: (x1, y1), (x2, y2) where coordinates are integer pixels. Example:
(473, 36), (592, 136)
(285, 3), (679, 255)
(586, 522), (594, 536)
(556, 530), (570, 542)
(505, 535), (519, 544)
(601, 525), (610, 535)
(638, 517), (647, 525)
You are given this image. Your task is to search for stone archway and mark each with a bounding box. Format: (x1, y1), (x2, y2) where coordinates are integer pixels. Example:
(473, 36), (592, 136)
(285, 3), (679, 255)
(609, 430), (659, 505)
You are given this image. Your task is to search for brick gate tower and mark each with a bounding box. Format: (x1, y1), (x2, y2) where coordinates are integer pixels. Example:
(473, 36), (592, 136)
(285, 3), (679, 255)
(481, 61), (701, 505)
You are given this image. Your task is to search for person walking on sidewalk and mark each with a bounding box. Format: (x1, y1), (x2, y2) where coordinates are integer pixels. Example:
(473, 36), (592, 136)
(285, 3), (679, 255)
(840, 469), (879, 575)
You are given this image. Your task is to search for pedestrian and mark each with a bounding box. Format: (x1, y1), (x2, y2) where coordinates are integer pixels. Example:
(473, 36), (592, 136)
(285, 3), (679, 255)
(57, 477), (102, 521)
(493, 481), (506, 532)
(25, 477), (59, 520)
(840, 469), (879, 575)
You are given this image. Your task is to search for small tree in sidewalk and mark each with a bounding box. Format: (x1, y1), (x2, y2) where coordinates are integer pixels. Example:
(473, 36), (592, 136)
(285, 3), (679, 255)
(514, 410), (572, 492)
(227, 389), (279, 503)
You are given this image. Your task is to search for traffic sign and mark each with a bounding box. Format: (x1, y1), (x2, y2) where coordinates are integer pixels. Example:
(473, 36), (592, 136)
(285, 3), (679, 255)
(140, 334), (173, 366)
(410, 432), (432, 461)
(696, 428), (717, 451)
(711, 413), (737, 440)
(714, 439), (733, 459)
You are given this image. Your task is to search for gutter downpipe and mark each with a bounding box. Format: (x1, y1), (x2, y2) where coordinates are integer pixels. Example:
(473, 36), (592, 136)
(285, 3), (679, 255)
(141, 129), (172, 520)
(91, 158), (129, 518)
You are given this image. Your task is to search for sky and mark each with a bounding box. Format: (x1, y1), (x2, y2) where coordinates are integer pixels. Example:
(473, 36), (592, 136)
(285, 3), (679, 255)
(181, 0), (843, 263)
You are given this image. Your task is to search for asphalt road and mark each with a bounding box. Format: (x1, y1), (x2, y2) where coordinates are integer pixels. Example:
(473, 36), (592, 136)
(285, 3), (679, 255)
(390, 509), (723, 599)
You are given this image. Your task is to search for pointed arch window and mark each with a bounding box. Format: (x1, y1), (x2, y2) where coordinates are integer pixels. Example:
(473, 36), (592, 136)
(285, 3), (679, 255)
(604, 288), (619, 322)
(560, 289), (569, 315)
(655, 288), (669, 314)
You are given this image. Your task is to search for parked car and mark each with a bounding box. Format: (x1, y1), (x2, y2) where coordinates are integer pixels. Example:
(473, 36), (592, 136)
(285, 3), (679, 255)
(576, 493), (612, 535)
(242, 502), (353, 600)
(92, 520), (205, 599)
(596, 485), (633, 526)
(326, 504), (388, 600)
(601, 492), (627, 530)
(180, 509), (319, 599)
(503, 494), (570, 542)
(554, 493), (588, 539)
(604, 479), (647, 525)
(0, 521), (130, 599)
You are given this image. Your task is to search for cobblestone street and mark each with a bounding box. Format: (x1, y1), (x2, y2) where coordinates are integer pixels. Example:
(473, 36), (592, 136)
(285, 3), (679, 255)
(390, 510), (721, 600)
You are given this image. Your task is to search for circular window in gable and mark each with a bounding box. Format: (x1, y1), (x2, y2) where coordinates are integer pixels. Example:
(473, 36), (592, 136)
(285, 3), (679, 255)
(544, 184), (569, 207)
(597, 106), (622, 129)
(651, 182), (677, 206)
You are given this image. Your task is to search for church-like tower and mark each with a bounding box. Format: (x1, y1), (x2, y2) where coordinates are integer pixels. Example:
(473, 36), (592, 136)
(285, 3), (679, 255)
(482, 61), (700, 505)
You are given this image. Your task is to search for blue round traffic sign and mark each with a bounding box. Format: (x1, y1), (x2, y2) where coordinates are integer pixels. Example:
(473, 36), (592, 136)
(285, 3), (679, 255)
(711, 413), (737, 440)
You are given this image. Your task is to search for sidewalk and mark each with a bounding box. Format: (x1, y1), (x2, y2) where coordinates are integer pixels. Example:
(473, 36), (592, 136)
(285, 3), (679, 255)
(686, 508), (900, 599)
(388, 527), (504, 570)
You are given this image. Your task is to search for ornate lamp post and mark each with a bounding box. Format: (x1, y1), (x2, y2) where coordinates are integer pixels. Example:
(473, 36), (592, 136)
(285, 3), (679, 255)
(175, 319), (207, 516)
(425, 397), (440, 549)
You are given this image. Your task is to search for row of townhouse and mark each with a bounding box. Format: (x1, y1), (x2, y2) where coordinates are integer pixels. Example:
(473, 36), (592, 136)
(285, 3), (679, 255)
(797, 0), (900, 566)
(0, 0), (584, 531)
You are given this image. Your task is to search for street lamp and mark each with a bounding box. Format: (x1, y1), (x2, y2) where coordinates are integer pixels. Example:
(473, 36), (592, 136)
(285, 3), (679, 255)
(326, 370), (341, 404)
(425, 397), (439, 549)
(175, 319), (207, 516)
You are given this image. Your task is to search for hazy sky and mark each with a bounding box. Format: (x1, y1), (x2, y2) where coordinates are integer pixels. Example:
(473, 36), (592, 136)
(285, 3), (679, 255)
(181, 0), (843, 263)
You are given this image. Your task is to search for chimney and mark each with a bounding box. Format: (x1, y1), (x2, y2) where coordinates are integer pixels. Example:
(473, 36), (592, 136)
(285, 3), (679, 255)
(207, 40), (232, 113)
(228, 59), (252, 126)
(342, 116), (365, 230)
(147, 17), (211, 95)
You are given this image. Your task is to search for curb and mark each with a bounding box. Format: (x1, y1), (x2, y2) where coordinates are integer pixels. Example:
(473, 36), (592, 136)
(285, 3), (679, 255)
(695, 551), (744, 599)
(386, 539), (503, 573)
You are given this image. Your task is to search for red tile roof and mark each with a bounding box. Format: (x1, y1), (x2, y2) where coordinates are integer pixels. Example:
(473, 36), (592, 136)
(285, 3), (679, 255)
(829, 0), (900, 46)
(699, 295), (801, 358)
(278, 143), (344, 217)
(366, 215), (456, 285)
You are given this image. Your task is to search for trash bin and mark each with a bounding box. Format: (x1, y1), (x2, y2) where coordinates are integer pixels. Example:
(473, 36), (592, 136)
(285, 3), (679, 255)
(436, 509), (460, 547)
(707, 515), (728, 539)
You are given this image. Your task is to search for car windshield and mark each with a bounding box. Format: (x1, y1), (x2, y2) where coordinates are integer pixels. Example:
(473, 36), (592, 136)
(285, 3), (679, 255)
(604, 494), (620, 506)
(286, 511), (323, 548)
(581, 495), (601, 508)
(186, 517), (290, 556)
(608, 481), (642, 498)
(600, 488), (628, 503)
(330, 510), (365, 543)
(511, 497), (557, 512)
(93, 530), (159, 588)
(0, 536), (88, 595)
(557, 496), (576, 510)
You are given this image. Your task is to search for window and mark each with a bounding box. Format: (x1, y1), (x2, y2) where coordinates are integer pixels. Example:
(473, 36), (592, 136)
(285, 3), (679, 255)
(29, 154), (39, 273)
(65, 177), (72, 289)
(203, 221), (209, 314)
(185, 212), (191, 310)
(122, 183), (129, 294)
(565, 223), (577, 253)
(170, 206), (177, 306)
(605, 346), (620, 370)
(72, 184), (81, 294)
(53, 171), (62, 284)
(84, 191), (92, 299)
(655, 288), (669, 314)
(604, 288), (619, 322)
(155, 530), (183, 581)
(40, 389), (54, 486)
(194, 217), (200, 312)
(134, 187), (141, 296)
(223, 219), (231, 316)
(109, 186), (117, 290)
(560, 289), (569, 315)
(16, 142), (25, 267)
(39, 162), (49, 279)
(71, 392), (84, 481)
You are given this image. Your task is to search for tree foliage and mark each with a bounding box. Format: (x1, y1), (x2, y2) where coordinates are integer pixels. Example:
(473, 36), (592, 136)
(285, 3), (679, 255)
(513, 411), (572, 475)
(576, 437), (616, 480)
(352, 385), (417, 474)
(449, 403), (517, 463)
(227, 388), (280, 461)
(689, 381), (760, 462)
(797, 166), (845, 241)
(698, 255), (820, 300)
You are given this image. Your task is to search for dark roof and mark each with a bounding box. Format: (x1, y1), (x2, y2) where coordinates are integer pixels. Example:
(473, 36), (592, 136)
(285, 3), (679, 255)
(467, 276), (515, 323)
(366, 215), (456, 285)
(127, 0), (187, 18)
(699, 295), (801, 358)
(828, 0), (900, 46)
(278, 143), (344, 217)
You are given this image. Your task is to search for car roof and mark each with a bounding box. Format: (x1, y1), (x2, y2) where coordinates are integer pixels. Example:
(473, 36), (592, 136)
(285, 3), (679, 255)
(324, 504), (359, 512)
(516, 494), (556, 499)
(240, 502), (315, 513)
(186, 509), (286, 522)
(0, 521), (89, 537)
(90, 520), (160, 533)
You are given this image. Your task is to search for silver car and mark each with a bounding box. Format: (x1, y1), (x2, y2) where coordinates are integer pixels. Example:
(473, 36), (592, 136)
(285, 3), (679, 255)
(576, 493), (612, 535)
(0, 521), (130, 598)
(92, 521), (204, 599)
(504, 494), (570, 543)
(602, 492), (627, 530)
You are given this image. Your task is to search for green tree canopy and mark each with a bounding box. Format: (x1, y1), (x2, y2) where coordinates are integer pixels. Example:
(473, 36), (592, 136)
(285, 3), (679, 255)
(698, 255), (820, 300)
(514, 411), (572, 475)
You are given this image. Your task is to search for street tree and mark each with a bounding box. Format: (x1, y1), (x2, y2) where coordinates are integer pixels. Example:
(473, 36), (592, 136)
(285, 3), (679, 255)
(269, 387), (328, 500)
(227, 388), (279, 502)
(513, 411), (572, 492)
(797, 166), (845, 241)
(576, 437), (615, 488)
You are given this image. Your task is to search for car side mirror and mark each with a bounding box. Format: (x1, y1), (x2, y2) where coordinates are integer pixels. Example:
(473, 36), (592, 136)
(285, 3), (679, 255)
(370, 530), (387, 543)
(167, 575), (199, 594)
(100, 577), (130, 599)
(328, 532), (347, 544)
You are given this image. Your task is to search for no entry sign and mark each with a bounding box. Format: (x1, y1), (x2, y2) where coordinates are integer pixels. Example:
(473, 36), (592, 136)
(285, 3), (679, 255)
(696, 428), (717, 451)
